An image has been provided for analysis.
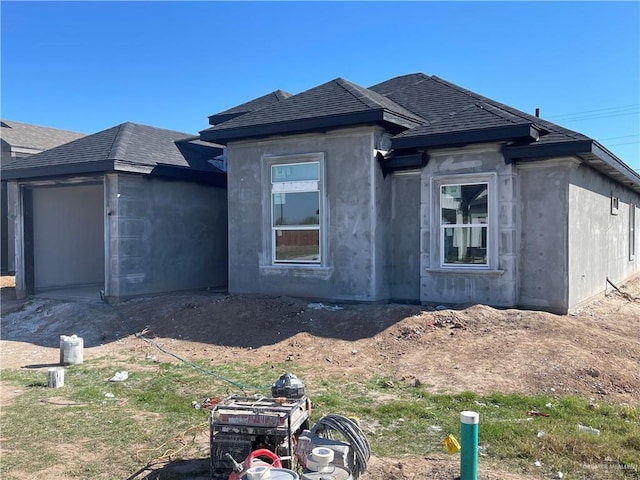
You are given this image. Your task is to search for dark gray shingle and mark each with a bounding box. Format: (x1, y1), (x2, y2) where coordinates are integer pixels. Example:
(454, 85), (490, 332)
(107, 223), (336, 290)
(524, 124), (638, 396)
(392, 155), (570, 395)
(200, 77), (424, 140)
(2, 122), (225, 179)
(1, 119), (85, 152)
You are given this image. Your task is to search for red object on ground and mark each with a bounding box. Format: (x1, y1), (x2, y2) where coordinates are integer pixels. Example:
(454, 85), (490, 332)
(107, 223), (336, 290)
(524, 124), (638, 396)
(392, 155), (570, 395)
(227, 449), (282, 480)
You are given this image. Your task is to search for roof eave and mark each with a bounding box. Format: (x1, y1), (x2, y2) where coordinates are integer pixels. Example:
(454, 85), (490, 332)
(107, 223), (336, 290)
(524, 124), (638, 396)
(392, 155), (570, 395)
(1, 159), (227, 186)
(200, 110), (421, 144)
(207, 111), (248, 126)
(1, 160), (116, 181)
(377, 150), (426, 175)
(392, 124), (539, 150)
(503, 139), (640, 194)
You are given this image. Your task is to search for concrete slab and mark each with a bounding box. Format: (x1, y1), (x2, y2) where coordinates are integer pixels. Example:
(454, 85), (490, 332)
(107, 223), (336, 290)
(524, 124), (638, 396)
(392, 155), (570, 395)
(34, 285), (104, 303)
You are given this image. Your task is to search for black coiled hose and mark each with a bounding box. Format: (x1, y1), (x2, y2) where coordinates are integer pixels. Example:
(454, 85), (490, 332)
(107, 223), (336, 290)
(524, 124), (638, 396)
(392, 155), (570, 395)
(310, 414), (371, 479)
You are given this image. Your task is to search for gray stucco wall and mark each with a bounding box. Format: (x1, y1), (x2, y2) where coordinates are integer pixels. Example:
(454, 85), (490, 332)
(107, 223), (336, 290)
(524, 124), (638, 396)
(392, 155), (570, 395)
(567, 162), (640, 308)
(1, 145), (20, 274)
(390, 172), (421, 302)
(105, 173), (228, 300)
(32, 183), (104, 289)
(420, 144), (517, 307)
(1, 181), (9, 273)
(516, 160), (571, 313)
(226, 126), (393, 302)
(1, 145), (11, 273)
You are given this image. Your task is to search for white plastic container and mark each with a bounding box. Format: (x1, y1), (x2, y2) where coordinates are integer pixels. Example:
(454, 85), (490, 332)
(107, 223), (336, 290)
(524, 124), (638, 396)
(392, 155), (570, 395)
(60, 335), (83, 365)
(242, 469), (298, 480)
(301, 466), (352, 480)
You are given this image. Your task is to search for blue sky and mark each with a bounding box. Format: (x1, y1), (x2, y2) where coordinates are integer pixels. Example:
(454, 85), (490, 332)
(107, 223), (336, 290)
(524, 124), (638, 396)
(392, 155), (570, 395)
(2, 1), (639, 171)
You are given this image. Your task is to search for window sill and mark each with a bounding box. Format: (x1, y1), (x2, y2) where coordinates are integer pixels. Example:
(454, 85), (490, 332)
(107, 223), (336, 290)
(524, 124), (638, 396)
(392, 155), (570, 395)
(424, 268), (505, 278)
(260, 264), (334, 279)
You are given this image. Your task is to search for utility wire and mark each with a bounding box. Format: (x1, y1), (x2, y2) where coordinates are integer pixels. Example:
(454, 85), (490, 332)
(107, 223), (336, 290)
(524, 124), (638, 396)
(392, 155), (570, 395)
(606, 141), (640, 147)
(600, 134), (639, 141)
(135, 330), (272, 392)
(552, 111), (639, 123)
(547, 103), (639, 119)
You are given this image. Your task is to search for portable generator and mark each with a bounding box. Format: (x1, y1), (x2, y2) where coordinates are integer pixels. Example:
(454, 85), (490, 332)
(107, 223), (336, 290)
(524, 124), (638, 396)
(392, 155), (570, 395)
(209, 374), (310, 479)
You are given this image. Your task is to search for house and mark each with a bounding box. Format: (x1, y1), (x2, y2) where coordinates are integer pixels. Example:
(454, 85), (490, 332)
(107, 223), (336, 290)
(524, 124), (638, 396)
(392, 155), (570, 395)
(2, 122), (228, 302)
(199, 73), (640, 314)
(1, 120), (85, 274)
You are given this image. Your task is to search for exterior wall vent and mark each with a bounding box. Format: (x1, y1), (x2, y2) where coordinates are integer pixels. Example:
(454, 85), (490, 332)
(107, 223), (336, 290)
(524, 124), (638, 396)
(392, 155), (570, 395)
(611, 195), (619, 215)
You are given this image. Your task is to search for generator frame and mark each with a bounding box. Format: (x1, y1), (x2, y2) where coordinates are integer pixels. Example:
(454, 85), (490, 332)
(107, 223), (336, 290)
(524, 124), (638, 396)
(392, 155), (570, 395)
(209, 394), (310, 479)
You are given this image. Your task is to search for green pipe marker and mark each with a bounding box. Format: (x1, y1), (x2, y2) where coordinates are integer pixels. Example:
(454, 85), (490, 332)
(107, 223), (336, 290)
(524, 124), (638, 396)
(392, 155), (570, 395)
(460, 411), (479, 480)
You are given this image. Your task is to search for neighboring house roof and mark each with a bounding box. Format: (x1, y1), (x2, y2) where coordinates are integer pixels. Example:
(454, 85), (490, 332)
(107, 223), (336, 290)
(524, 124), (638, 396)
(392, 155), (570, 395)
(200, 78), (425, 142)
(1, 122), (226, 185)
(199, 73), (640, 193)
(1, 119), (85, 155)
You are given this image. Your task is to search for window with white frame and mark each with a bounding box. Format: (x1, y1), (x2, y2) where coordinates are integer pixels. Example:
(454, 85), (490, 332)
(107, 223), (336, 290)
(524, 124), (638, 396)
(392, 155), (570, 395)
(271, 162), (320, 263)
(440, 183), (489, 267)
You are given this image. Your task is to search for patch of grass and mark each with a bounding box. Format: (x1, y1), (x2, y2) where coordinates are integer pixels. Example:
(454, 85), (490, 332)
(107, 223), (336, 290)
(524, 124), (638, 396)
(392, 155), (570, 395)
(2, 362), (639, 479)
(306, 375), (639, 478)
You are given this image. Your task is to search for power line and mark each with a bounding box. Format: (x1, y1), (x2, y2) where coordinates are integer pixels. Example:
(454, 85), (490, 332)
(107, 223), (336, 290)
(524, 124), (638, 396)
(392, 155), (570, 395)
(605, 141), (640, 147)
(552, 110), (639, 123)
(547, 103), (640, 119)
(600, 134), (640, 141)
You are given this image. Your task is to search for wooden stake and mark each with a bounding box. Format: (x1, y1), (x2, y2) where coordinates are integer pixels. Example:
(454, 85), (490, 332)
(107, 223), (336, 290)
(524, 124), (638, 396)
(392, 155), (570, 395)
(47, 367), (65, 388)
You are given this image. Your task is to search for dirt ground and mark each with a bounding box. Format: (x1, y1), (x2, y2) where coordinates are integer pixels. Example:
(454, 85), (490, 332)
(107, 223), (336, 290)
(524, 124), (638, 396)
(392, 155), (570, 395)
(1, 275), (639, 479)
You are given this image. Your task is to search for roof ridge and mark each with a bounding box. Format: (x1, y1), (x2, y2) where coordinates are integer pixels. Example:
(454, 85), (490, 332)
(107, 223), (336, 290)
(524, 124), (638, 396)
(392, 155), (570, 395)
(428, 76), (582, 138)
(474, 101), (527, 125)
(107, 122), (135, 160)
(273, 90), (292, 101)
(335, 77), (426, 123)
(379, 73), (431, 94)
(335, 78), (380, 110)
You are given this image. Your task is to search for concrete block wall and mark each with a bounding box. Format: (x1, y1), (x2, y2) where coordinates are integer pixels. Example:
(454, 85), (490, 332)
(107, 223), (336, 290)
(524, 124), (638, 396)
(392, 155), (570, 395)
(226, 126), (392, 302)
(567, 162), (640, 308)
(390, 172), (421, 302)
(516, 159), (572, 313)
(420, 144), (518, 307)
(105, 173), (227, 300)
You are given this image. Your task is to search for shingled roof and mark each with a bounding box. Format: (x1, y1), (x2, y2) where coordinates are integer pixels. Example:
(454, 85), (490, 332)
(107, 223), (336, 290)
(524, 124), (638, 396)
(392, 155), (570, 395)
(198, 72), (640, 193)
(369, 74), (591, 148)
(208, 90), (293, 126)
(1, 119), (85, 154)
(200, 78), (425, 142)
(2, 122), (225, 185)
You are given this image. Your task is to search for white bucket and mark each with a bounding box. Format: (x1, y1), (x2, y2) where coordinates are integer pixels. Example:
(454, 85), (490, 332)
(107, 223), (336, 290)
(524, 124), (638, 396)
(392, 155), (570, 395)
(60, 335), (83, 365)
(302, 466), (352, 480)
(242, 468), (298, 480)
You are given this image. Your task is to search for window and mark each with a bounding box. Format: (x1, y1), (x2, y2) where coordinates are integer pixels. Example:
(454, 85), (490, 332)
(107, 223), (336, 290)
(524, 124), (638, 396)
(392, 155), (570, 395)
(611, 195), (619, 215)
(631, 204), (636, 261)
(440, 183), (489, 267)
(271, 162), (320, 263)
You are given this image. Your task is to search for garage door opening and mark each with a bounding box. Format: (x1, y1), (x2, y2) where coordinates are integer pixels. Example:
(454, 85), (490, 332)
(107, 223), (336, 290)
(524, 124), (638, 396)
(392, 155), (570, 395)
(27, 183), (105, 300)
